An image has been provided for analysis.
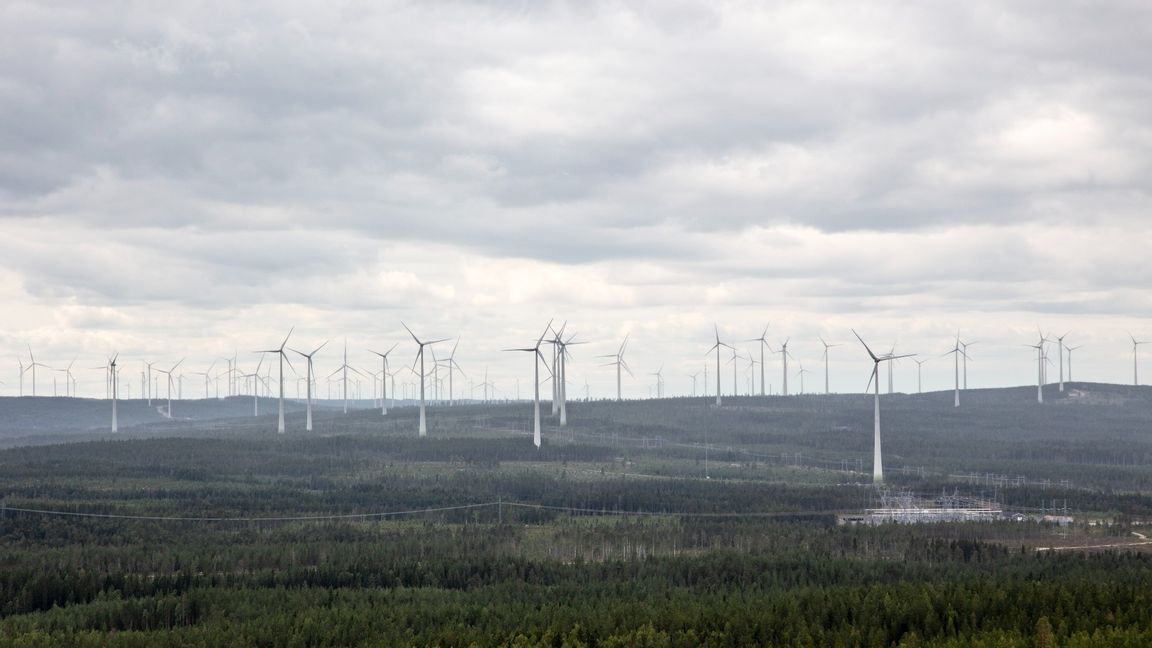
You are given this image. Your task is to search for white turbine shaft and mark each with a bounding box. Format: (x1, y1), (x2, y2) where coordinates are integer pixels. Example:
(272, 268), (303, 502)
(873, 363), (882, 483)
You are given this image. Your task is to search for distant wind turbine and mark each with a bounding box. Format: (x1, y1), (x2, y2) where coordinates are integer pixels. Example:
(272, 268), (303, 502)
(292, 340), (328, 432)
(819, 336), (841, 395)
(1067, 345), (1083, 382)
(598, 334), (632, 401)
(913, 358), (928, 394)
(403, 322), (450, 437)
(26, 346), (49, 397)
(958, 339), (977, 390)
(257, 328), (295, 434)
(775, 338), (792, 396)
(707, 325), (733, 406)
(157, 359), (184, 418)
(853, 330), (914, 484)
(367, 344), (398, 415)
(943, 335), (966, 408)
(747, 325), (772, 397)
(505, 320), (553, 448)
(1129, 333), (1146, 386)
(1051, 332), (1070, 392)
(1025, 332), (1048, 403)
(108, 354), (119, 432)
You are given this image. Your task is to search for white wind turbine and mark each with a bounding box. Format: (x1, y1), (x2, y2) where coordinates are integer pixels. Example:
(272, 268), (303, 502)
(505, 321), (553, 448)
(403, 322), (450, 437)
(367, 343), (398, 415)
(958, 338), (977, 390)
(554, 331), (584, 425)
(913, 358), (928, 394)
(819, 336), (841, 395)
(257, 328), (295, 434)
(1129, 333), (1146, 386)
(707, 325), (733, 406)
(1066, 345), (1083, 382)
(796, 362), (810, 395)
(747, 325), (772, 397)
(852, 330), (914, 484)
(25, 346), (50, 397)
(1053, 332), (1070, 392)
(1025, 332), (1048, 403)
(157, 359), (183, 418)
(943, 334), (965, 408)
(598, 334), (632, 401)
(238, 356), (264, 416)
(775, 338), (792, 396)
(109, 354), (119, 432)
(688, 371), (701, 397)
(193, 361), (217, 399)
(292, 340), (328, 432)
(648, 365), (665, 399)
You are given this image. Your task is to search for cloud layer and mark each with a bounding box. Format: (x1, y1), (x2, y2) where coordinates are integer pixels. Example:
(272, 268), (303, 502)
(2, 1), (1150, 397)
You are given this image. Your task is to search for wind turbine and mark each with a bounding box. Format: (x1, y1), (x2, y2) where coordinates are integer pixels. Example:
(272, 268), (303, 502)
(775, 338), (792, 396)
(707, 325), (733, 406)
(913, 358), (928, 394)
(555, 331), (585, 425)
(819, 336), (840, 395)
(1129, 333), (1146, 386)
(57, 357), (77, 397)
(747, 325), (772, 397)
(648, 366), (665, 399)
(943, 335), (965, 408)
(852, 330), (914, 484)
(109, 354), (119, 432)
(238, 357), (264, 416)
(193, 361), (217, 399)
(25, 346), (49, 397)
(796, 362), (810, 395)
(1053, 332), (1070, 392)
(598, 334), (631, 401)
(292, 340), (328, 432)
(1025, 332), (1048, 403)
(958, 339), (977, 390)
(257, 328), (295, 434)
(1067, 345), (1083, 382)
(157, 359), (183, 418)
(505, 320), (553, 448)
(688, 371), (701, 397)
(367, 344), (398, 415)
(442, 339), (465, 407)
(403, 322), (449, 436)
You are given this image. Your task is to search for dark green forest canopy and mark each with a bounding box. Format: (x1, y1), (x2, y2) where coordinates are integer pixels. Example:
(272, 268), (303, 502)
(1, 385), (1151, 646)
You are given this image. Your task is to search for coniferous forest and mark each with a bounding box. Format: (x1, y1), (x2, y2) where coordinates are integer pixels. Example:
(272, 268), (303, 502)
(2, 384), (1151, 646)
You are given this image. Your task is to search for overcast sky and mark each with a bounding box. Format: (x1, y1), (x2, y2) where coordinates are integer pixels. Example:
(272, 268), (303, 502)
(2, 1), (1151, 400)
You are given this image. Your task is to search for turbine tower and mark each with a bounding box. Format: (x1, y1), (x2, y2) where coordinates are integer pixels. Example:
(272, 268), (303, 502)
(598, 335), (631, 401)
(1025, 332), (1048, 403)
(747, 325), (772, 397)
(775, 338), (792, 396)
(852, 330), (914, 484)
(1067, 345), (1083, 382)
(943, 335), (965, 408)
(292, 340), (328, 432)
(958, 338), (977, 390)
(707, 325), (733, 406)
(1129, 333), (1146, 386)
(109, 354), (119, 432)
(505, 321), (553, 448)
(403, 322), (449, 437)
(257, 328), (295, 434)
(25, 346), (49, 397)
(913, 358), (928, 394)
(367, 344), (398, 415)
(157, 359), (183, 418)
(819, 336), (840, 395)
(1054, 332), (1070, 392)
